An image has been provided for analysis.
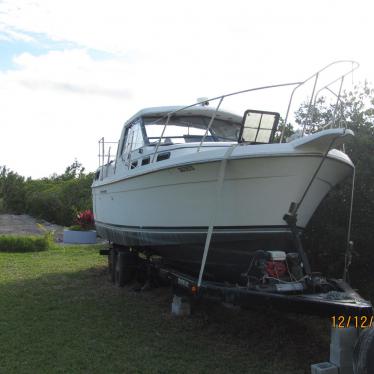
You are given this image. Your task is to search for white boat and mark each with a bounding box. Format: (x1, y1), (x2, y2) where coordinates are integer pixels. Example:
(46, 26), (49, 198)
(92, 61), (358, 280)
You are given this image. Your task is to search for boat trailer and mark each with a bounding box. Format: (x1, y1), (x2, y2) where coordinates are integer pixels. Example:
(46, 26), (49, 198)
(100, 244), (373, 373)
(163, 268), (373, 319)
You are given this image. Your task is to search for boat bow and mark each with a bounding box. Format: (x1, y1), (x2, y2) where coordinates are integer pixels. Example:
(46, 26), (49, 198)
(291, 128), (354, 153)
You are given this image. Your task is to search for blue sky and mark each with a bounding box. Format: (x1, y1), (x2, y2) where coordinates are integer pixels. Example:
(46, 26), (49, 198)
(0, 0), (373, 178)
(0, 38), (43, 70)
(0, 31), (114, 70)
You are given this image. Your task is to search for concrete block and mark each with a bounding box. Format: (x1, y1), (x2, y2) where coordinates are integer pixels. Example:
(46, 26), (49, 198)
(310, 362), (338, 374)
(171, 295), (191, 316)
(330, 327), (358, 349)
(329, 344), (353, 367)
(63, 229), (97, 244)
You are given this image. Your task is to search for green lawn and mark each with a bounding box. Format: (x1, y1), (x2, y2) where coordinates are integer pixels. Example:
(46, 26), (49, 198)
(0, 245), (331, 374)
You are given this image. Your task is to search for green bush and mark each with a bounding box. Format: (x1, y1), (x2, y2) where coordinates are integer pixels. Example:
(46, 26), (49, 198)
(0, 161), (94, 227)
(0, 168), (26, 214)
(300, 84), (374, 296)
(0, 233), (53, 252)
(68, 225), (85, 231)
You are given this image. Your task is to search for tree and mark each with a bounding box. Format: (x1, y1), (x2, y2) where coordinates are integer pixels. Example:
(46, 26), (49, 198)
(0, 167), (26, 214)
(57, 159), (86, 181)
(0, 161), (93, 226)
(299, 83), (374, 296)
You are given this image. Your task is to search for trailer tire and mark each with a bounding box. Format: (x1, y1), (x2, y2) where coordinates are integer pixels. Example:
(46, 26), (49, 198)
(353, 327), (374, 374)
(116, 250), (137, 287)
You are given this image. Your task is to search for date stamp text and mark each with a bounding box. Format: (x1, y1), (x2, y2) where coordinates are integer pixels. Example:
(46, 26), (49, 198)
(331, 315), (374, 329)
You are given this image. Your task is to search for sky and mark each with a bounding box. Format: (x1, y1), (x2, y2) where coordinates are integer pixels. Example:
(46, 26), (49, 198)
(0, 0), (373, 178)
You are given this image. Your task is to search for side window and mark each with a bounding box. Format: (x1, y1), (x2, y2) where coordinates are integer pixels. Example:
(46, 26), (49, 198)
(129, 122), (144, 151)
(120, 120), (144, 158)
(119, 127), (129, 156)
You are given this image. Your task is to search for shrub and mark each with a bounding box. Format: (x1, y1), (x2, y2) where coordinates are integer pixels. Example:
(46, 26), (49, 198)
(68, 225), (85, 231)
(76, 210), (95, 230)
(0, 233), (53, 252)
(0, 161), (94, 227)
(1, 169), (26, 214)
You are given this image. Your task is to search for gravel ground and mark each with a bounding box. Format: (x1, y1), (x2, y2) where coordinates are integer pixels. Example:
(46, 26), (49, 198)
(0, 214), (107, 244)
(0, 214), (65, 242)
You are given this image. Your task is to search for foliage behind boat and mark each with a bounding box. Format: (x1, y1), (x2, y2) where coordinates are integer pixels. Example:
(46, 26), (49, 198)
(0, 160), (93, 226)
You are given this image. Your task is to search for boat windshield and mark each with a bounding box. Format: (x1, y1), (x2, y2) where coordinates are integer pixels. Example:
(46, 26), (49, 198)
(144, 116), (241, 144)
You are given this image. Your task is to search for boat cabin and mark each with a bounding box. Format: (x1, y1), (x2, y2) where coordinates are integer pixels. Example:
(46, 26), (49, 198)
(121, 106), (278, 153)
(95, 106), (280, 180)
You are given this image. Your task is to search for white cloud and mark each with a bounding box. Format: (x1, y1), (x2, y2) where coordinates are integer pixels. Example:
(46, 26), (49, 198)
(0, 49), (137, 177)
(0, 27), (36, 42)
(0, 0), (373, 178)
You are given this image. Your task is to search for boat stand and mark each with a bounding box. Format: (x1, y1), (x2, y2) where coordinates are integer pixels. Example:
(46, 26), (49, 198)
(311, 326), (374, 374)
(171, 294), (191, 317)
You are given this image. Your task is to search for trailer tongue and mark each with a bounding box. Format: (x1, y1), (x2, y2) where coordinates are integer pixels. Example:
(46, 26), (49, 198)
(165, 267), (373, 318)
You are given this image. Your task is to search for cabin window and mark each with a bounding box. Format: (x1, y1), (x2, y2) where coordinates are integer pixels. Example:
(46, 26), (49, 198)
(120, 119), (144, 159)
(141, 157), (150, 166)
(126, 122), (144, 152)
(144, 116), (241, 144)
(119, 127), (129, 156)
(156, 152), (170, 162)
(130, 160), (138, 169)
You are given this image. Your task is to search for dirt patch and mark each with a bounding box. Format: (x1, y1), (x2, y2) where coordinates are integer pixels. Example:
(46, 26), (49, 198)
(0, 214), (65, 242)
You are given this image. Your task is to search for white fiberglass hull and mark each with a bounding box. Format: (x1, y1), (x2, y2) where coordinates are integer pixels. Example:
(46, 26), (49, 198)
(93, 150), (352, 246)
(92, 128), (354, 279)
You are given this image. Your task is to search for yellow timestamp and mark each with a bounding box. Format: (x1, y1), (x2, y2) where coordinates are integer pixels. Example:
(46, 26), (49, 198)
(331, 315), (374, 329)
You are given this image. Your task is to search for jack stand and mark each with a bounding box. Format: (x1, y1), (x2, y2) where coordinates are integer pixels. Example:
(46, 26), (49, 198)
(311, 326), (374, 374)
(171, 295), (191, 317)
(329, 326), (358, 373)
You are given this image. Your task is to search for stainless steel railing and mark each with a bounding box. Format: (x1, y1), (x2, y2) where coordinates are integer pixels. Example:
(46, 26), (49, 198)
(147, 60), (359, 158)
(279, 60), (359, 141)
(98, 60), (359, 172)
(98, 137), (118, 180)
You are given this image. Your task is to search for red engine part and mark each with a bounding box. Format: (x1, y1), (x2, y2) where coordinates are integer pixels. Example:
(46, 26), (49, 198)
(265, 260), (287, 278)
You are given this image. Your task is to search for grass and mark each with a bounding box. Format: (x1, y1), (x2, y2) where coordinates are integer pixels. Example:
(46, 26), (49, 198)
(0, 245), (332, 374)
(0, 233), (54, 252)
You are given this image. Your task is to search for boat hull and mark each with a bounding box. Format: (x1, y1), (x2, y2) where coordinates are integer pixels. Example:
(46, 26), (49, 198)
(93, 152), (352, 280)
(95, 222), (295, 280)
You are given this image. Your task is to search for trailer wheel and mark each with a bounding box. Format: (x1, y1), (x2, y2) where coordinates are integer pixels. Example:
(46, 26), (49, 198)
(353, 327), (374, 374)
(115, 250), (137, 287)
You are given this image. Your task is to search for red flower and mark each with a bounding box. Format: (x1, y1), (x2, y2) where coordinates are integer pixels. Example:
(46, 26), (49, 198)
(76, 210), (95, 230)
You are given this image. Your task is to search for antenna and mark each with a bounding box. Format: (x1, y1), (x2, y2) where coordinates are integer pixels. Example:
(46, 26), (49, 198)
(196, 97), (209, 106)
